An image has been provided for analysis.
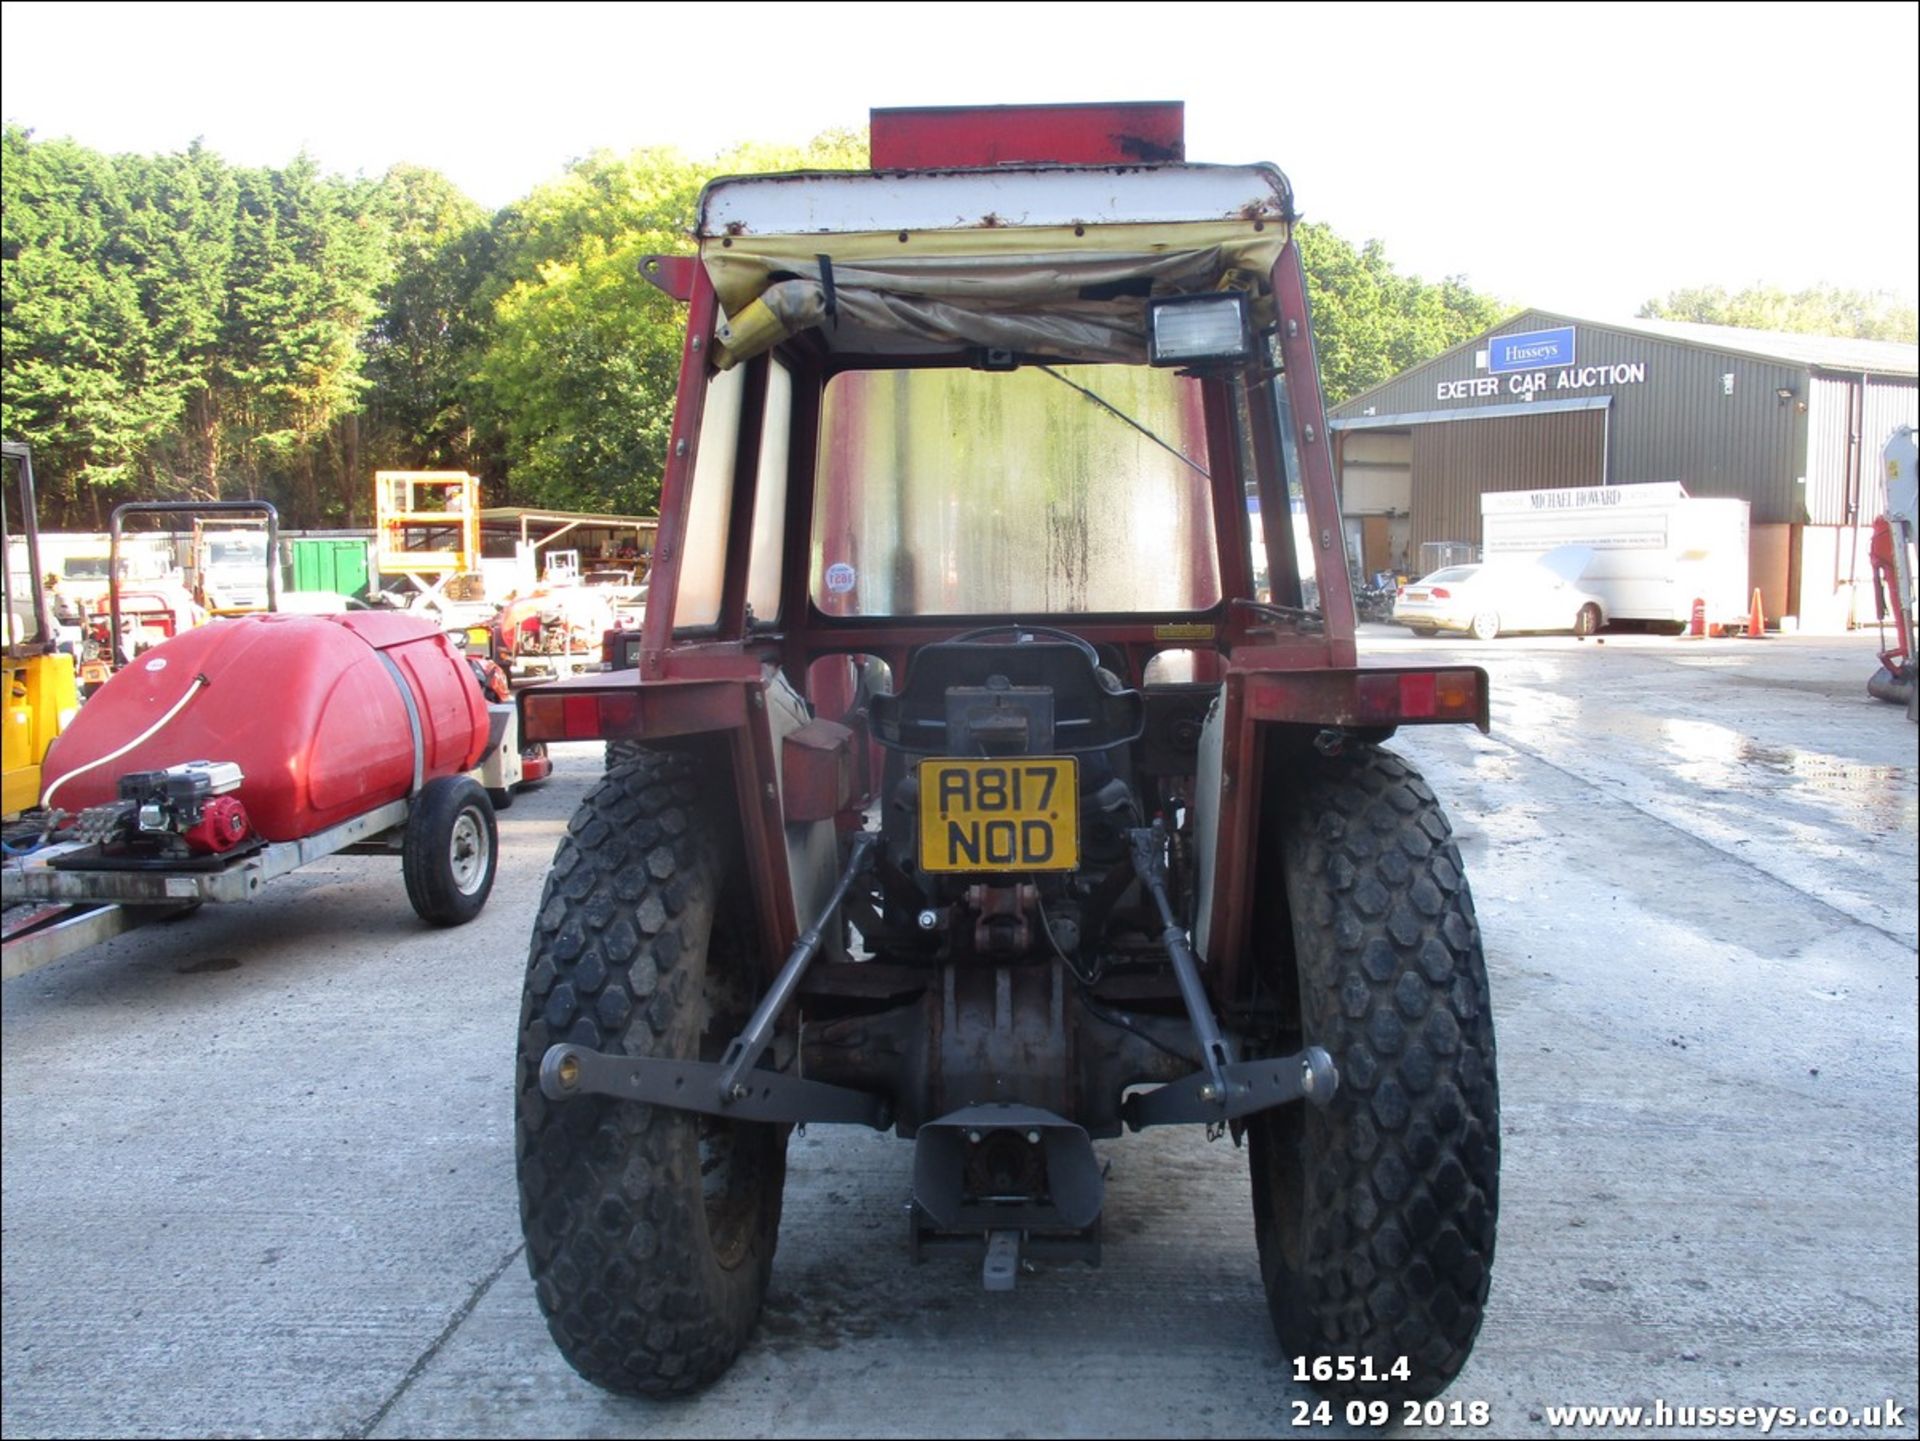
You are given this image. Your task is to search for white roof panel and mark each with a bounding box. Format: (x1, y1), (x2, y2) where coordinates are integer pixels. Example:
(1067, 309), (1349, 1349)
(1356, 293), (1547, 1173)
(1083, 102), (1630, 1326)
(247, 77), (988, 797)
(697, 164), (1292, 239)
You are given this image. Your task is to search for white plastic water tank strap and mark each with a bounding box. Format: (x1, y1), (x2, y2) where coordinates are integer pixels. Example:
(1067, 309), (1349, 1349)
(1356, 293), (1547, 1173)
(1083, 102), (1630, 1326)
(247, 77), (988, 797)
(372, 650), (426, 797)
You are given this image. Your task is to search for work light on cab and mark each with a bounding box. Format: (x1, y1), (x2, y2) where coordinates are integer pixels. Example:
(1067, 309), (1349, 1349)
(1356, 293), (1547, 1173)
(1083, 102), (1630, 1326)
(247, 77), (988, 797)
(1147, 293), (1253, 367)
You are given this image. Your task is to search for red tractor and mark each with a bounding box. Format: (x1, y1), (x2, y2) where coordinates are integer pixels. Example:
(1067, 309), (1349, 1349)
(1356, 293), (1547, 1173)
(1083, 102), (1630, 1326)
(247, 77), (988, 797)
(515, 104), (1499, 1405)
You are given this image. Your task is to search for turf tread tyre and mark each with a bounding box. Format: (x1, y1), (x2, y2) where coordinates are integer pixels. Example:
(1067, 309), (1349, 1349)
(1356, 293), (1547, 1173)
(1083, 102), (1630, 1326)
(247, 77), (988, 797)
(402, 775), (497, 926)
(1251, 743), (1498, 1401)
(605, 739), (645, 771)
(515, 750), (785, 1397)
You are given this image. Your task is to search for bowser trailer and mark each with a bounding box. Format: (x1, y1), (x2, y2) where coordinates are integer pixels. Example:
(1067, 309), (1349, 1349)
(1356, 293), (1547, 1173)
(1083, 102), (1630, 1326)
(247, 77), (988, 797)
(2, 611), (502, 975)
(512, 102), (1500, 1408)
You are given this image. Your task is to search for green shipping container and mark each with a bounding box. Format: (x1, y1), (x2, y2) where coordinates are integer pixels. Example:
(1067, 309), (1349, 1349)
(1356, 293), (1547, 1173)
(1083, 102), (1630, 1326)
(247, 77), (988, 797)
(290, 538), (371, 600)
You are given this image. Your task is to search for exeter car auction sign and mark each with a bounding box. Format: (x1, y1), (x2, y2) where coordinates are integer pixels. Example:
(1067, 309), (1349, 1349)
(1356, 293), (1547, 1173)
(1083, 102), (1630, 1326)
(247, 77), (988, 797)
(1436, 324), (1650, 402)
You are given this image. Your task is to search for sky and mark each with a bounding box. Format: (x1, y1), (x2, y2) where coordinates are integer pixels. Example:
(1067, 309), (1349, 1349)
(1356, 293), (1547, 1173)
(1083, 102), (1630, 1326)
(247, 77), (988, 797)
(3, 0), (1916, 321)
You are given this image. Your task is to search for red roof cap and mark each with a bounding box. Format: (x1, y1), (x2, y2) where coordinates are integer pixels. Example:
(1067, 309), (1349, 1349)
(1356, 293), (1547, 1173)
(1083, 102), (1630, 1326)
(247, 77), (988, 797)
(870, 102), (1185, 170)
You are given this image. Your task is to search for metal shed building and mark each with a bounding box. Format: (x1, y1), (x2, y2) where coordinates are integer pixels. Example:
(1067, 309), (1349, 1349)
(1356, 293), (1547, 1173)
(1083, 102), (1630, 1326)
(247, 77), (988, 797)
(1326, 311), (1918, 629)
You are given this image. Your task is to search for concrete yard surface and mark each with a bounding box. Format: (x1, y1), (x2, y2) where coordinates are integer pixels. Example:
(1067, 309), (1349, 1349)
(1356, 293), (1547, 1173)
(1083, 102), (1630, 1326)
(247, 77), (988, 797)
(3, 629), (1916, 1438)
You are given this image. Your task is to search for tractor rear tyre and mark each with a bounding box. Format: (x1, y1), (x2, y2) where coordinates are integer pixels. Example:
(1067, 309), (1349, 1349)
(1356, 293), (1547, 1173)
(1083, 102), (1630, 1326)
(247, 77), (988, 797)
(515, 750), (787, 1397)
(403, 775), (498, 926)
(1249, 743), (1499, 1402)
(605, 739), (644, 770)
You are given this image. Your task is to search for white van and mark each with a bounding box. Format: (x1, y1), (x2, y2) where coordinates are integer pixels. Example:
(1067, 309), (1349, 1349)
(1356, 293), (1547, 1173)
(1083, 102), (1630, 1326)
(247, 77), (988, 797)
(38, 532), (181, 607)
(1481, 483), (1749, 628)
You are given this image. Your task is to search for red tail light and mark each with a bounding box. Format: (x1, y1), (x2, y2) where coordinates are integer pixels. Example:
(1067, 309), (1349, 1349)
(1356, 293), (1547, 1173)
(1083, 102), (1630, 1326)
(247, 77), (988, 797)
(1396, 585), (1406, 598)
(1430, 587), (1451, 600)
(1242, 667), (1490, 733)
(523, 689), (643, 741)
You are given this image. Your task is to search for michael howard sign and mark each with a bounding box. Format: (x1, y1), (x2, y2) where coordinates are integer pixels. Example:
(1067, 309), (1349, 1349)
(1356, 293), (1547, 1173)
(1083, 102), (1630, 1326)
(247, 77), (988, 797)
(1487, 326), (1576, 374)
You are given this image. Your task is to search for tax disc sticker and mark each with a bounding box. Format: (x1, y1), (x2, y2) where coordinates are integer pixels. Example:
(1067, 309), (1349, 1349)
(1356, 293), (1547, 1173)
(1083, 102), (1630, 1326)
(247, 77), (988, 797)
(825, 562), (857, 594)
(144, 657), (168, 671)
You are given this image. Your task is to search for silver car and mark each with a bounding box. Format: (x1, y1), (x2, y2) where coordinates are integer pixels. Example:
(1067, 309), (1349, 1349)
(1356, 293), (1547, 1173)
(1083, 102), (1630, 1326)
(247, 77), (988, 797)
(1392, 547), (1607, 640)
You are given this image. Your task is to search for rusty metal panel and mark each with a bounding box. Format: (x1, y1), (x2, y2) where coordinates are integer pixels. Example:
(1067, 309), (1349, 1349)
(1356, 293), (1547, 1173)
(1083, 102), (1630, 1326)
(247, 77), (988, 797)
(1409, 408), (1607, 552)
(781, 718), (854, 822)
(698, 166), (1287, 240)
(870, 102), (1184, 170)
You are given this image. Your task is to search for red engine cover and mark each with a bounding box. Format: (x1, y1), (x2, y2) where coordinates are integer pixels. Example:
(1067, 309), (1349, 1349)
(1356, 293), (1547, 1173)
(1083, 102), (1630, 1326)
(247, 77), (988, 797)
(42, 613), (489, 843)
(182, 795), (251, 854)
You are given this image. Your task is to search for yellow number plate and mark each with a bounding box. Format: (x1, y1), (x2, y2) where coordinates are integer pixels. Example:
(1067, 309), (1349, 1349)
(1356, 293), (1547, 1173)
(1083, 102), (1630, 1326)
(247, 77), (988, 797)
(918, 758), (1079, 873)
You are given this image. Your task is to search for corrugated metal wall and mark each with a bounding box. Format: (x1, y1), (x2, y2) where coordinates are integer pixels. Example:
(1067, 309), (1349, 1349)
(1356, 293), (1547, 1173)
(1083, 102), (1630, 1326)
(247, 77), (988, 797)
(1804, 373), (1855, 524)
(1863, 379), (1920, 515)
(1805, 374), (1920, 523)
(1334, 312), (1810, 523)
(1410, 408), (1607, 548)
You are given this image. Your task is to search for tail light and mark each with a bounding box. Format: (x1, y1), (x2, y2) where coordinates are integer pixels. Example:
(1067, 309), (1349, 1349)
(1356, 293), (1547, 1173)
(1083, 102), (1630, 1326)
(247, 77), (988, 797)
(1244, 667), (1490, 733)
(1430, 587), (1452, 600)
(1396, 585), (1406, 598)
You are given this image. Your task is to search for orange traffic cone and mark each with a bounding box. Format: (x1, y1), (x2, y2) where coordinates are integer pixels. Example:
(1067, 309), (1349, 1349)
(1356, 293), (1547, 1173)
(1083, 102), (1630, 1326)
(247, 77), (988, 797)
(1744, 588), (1767, 639)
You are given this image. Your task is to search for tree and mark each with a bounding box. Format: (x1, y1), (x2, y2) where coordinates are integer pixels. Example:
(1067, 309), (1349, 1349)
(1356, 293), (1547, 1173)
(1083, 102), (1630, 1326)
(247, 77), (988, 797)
(1638, 284), (1917, 343)
(117, 141), (238, 498)
(216, 156), (391, 522)
(1296, 222), (1509, 405)
(470, 131), (869, 514)
(2, 126), (168, 519)
(360, 164), (491, 481)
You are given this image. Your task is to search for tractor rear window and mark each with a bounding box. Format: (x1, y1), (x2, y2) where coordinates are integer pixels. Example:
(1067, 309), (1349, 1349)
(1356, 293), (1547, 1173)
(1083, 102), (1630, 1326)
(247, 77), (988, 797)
(810, 366), (1220, 617)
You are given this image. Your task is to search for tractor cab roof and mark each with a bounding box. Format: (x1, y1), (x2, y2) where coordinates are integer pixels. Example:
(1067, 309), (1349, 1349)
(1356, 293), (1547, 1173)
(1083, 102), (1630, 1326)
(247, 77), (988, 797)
(694, 162), (1295, 367)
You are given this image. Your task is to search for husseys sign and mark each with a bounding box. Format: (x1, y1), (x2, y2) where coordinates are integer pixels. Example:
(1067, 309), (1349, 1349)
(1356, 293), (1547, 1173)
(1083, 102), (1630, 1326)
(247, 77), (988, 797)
(1436, 325), (1648, 402)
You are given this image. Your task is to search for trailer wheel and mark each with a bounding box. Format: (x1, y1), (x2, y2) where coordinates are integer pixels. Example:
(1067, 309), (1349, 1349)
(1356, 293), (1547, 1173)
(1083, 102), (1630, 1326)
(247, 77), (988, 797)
(1574, 603), (1602, 638)
(1249, 743), (1499, 1401)
(402, 775), (498, 926)
(516, 750), (786, 1397)
(1469, 610), (1501, 641)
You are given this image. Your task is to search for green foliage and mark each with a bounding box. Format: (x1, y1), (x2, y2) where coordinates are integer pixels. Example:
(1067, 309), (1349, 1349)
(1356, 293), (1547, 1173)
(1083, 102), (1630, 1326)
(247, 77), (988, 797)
(468, 147), (705, 513)
(1297, 222), (1511, 405)
(6, 118), (1515, 527)
(361, 165), (489, 481)
(4, 128), (390, 524)
(469, 131), (868, 514)
(222, 157), (392, 516)
(1638, 283), (1918, 343)
(3, 125), (171, 515)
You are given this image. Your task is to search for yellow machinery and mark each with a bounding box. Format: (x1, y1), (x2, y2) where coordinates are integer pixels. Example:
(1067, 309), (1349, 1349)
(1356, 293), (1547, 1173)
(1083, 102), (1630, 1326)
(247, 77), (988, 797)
(3, 441), (82, 819)
(374, 470), (481, 616)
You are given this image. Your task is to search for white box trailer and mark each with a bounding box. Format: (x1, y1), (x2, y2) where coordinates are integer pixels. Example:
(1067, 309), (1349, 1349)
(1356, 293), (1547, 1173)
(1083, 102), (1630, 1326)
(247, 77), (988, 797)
(1480, 483), (1750, 627)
